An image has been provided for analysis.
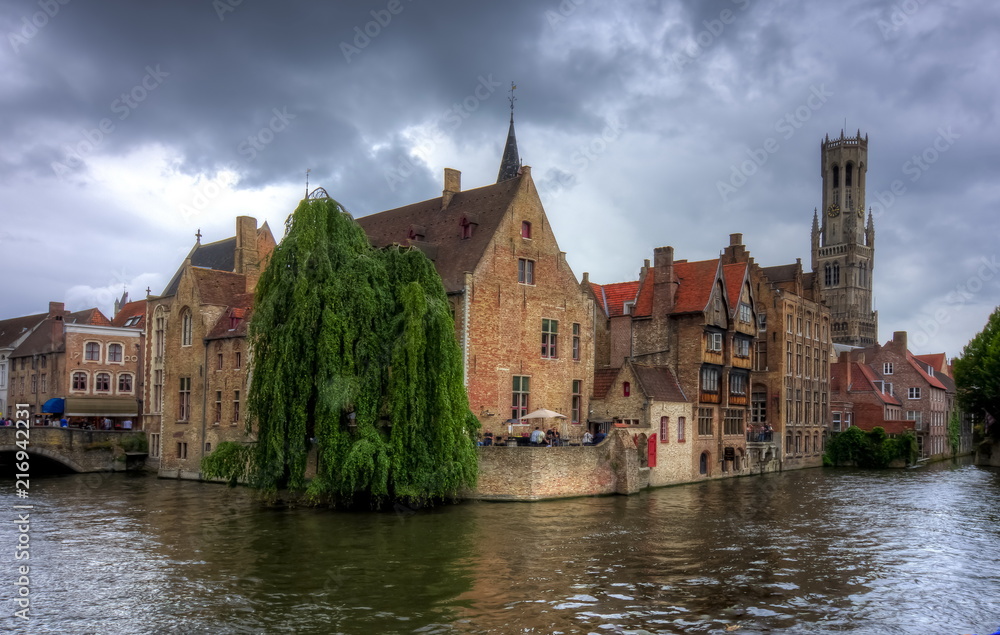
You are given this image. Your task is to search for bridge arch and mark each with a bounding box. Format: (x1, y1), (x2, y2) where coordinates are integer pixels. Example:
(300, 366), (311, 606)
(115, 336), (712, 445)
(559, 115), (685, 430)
(0, 444), (88, 473)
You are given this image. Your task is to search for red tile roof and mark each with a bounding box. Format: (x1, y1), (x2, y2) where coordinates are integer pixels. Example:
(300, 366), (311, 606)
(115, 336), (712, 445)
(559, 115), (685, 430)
(854, 363), (902, 406)
(591, 280), (640, 317)
(205, 293), (254, 340)
(722, 263), (748, 312)
(672, 259), (724, 315)
(914, 353), (948, 376)
(592, 368), (619, 400)
(631, 363), (688, 403)
(111, 300), (147, 330)
(906, 353), (947, 390)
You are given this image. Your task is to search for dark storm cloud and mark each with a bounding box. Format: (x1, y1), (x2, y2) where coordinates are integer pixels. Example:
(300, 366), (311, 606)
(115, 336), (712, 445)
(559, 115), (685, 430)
(1, 0), (999, 355)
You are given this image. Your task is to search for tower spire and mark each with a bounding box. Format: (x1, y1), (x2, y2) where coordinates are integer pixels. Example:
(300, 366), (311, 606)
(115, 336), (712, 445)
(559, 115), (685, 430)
(497, 82), (521, 183)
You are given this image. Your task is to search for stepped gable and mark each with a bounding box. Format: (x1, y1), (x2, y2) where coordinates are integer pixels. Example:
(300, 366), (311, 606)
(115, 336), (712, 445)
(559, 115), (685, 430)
(631, 363), (688, 402)
(356, 174), (522, 294)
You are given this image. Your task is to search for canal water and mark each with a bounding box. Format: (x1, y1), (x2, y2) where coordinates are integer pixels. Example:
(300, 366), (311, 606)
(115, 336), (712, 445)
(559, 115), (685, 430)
(2, 460), (998, 634)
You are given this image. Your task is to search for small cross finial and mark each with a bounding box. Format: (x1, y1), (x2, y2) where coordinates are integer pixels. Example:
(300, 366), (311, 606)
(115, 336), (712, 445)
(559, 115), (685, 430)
(195, 229), (202, 243)
(145, 286), (151, 296)
(508, 82), (517, 121)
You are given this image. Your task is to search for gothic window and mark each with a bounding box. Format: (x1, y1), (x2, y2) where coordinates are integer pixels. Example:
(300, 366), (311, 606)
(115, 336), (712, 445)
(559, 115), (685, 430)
(846, 162), (853, 187)
(832, 164), (840, 188)
(181, 309), (193, 347)
(832, 262), (840, 286)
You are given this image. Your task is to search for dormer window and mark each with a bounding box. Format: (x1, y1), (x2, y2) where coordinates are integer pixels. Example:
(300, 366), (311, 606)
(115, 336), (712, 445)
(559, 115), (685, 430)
(623, 301), (635, 315)
(407, 224), (426, 241)
(460, 215), (477, 239)
(521, 221), (532, 239)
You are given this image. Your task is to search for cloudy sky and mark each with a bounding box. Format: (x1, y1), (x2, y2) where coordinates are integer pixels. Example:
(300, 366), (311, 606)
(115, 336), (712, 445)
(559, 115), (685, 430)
(2, 0), (998, 357)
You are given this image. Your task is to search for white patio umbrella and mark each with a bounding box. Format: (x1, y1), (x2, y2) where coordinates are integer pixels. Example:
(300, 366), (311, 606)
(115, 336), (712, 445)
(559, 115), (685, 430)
(520, 409), (568, 442)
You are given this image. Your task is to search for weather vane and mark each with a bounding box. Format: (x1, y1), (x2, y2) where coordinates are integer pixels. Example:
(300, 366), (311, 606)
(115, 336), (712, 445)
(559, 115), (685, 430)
(508, 82), (517, 119)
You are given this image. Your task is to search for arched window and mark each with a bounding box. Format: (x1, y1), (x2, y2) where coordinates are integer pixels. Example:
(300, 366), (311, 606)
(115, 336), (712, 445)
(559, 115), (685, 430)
(154, 306), (166, 358)
(72, 372), (87, 391)
(181, 309), (193, 347)
(824, 263), (832, 286)
(108, 343), (123, 363)
(521, 221), (532, 239)
(95, 373), (111, 392)
(699, 452), (710, 475)
(118, 373), (133, 393)
(85, 342), (101, 361)
(832, 164), (840, 188)
(846, 162), (853, 187)
(623, 381), (631, 397)
(832, 262), (840, 285)
(659, 416), (669, 442)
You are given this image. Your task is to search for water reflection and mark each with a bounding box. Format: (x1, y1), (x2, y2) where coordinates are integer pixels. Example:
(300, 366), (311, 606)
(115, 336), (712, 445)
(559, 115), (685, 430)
(1, 460), (998, 634)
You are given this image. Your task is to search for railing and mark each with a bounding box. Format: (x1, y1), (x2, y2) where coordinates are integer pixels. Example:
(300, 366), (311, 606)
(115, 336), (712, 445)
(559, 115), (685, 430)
(747, 430), (774, 443)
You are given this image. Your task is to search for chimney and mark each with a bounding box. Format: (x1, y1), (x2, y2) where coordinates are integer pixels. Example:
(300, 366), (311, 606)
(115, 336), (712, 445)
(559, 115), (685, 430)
(48, 301), (64, 317)
(653, 246), (677, 314)
(723, 233), (746, 263)
(582, 272), (589, 285)
(442, 168), (461, 210)
(234, 216), (261, 291)
(891, 331), (908, 353)
(839, 352), (852, 390)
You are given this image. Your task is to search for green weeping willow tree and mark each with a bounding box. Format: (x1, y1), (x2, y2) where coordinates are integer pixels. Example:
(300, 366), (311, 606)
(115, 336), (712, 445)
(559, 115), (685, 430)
(203, 196), (478, 506)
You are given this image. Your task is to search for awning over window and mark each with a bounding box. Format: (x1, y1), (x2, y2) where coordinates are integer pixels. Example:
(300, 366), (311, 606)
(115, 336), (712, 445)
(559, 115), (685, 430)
(42, 398), (65, 413)
(64, 397), (138, 417)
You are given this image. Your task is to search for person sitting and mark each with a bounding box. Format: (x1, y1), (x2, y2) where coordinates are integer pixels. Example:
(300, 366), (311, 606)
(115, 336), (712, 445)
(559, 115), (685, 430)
(482, 432), (493, 447)
(530, 426), (545, 446)
(582, 430), (594, 445)
(592, 429), (607, 445)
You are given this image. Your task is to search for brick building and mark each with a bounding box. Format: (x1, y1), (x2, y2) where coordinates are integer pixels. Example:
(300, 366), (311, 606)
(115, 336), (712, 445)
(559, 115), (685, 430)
(587, 241), (760, 480)
(5, 302), (142, 426)
(839, 332), (950, 458)
(589, 361), (691, 485)
(718, 234), (834, 471)
(829, 353), (910, 436)
(144, 217), (275, 478)
(357, 166), (595, 441)
(0, 312), (46, 419)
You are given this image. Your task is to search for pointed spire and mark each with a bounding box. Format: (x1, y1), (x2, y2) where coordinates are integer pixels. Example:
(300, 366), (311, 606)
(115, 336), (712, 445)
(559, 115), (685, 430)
(497, 82), (521, 183)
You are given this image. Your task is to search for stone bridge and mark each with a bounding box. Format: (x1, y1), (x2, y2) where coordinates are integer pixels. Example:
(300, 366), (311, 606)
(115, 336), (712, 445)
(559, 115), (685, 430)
(0, 426), (147, 473)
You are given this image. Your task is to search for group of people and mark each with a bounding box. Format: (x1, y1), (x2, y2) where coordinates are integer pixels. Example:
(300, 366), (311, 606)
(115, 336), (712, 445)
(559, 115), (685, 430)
(477, 426), (610, 447)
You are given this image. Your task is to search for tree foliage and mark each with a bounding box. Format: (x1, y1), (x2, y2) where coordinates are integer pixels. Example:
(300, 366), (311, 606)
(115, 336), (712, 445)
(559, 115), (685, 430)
(824, 426), (917, 468)
(203, 197), (478, 506)
(953, 305), (1000, 440)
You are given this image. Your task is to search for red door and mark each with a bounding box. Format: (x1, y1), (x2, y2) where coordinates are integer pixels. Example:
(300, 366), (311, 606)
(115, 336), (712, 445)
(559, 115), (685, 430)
(647, 434), (657, 468)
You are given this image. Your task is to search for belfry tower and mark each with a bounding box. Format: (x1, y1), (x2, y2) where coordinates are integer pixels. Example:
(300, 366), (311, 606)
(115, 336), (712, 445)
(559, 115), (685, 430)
(811, 130), (878, 346)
